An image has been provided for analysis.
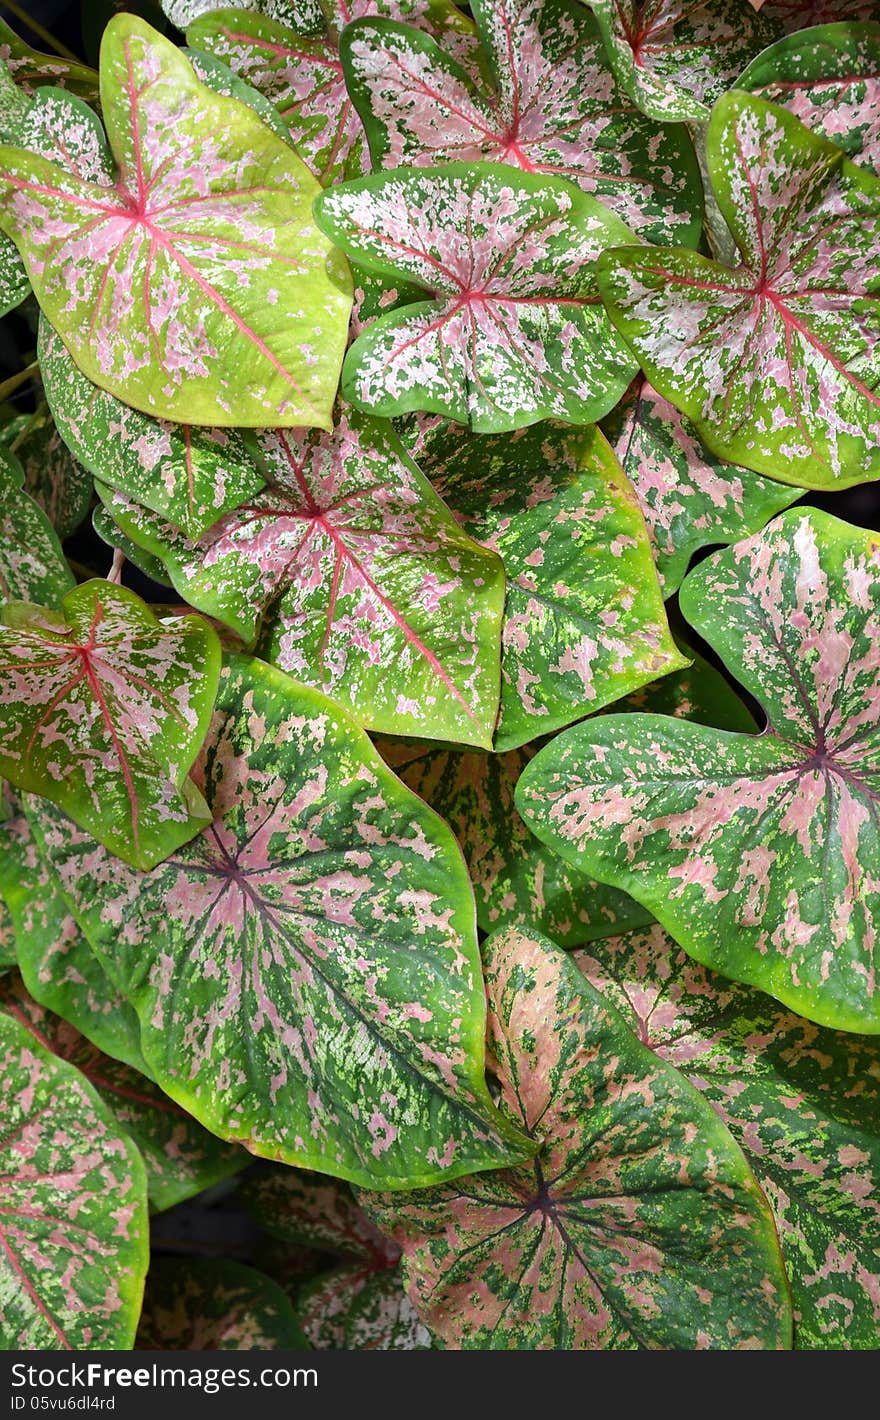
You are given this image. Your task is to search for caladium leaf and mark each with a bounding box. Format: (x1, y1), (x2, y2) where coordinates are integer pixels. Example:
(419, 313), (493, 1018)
(359, 926), (791, 1349)
(240, 1167), (400, 1259)
(92, 506), (175, 589)
(316, 163), (638, 432)
(298, 1261), (432, 1347)
(584, 0), (777, 122)
(1, 405), (92, 541)
(164, 0), (325, 32)
(406, 417), (683, 748)
(0, 445), (74, 607)
(28, 655), (531, 1188)
(136, 1258), (307, 1348)
(596, 92), (880, 489)
(518, 509), (880, 1034)
(576, 924), (880, 1350)
(0, 580), (221, 871)
(95, 409), (505, 747)
(0, 975), (245, 1213)
(0, 19), (99, 100)
(737, 21), (880, 173)
(0, 15), (352, 429)
(0, 1008), (148, 1349)
(341, 0), (702, 246)
(186, 2), (478, 185)
(761, 2), (880, 34)
(377, 651), (756, 949)
(39, 320), (266, 541)
(184, 45), (302, 146)
(601, 376), (805, 594)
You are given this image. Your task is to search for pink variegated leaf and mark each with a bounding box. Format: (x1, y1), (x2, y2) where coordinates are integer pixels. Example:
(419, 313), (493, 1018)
(0, 444), (74, 608)
(358, 926), (791, 1349)
(0, 581), (221, 870)
(240, 1168), (399, 1261)
(0, 19), (99, 101)
(601, 377), (804, 593)
(585, 0), (778, 122)
(136, 1258), (306, 1348)
(186, 1), (478, 184)
(297, 1261), (433, 1347)
(95, 408), (505, 747)
(0, 15), (351, 429)
(27, 655), (531, 1188)
(597, 93), (880, 488)
(760, 2), (880, 34)
(0, 1008), (148, 1348)
(738, 21), (880, 173)
(518, 509), (880, 1034)
(315, 163), (638, 432)
(576, 923), (880, 1350)
(342, 0), (703, 245)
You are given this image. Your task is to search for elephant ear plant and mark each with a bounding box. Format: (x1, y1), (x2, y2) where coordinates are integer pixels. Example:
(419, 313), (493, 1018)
(0, 0), (877, 1352)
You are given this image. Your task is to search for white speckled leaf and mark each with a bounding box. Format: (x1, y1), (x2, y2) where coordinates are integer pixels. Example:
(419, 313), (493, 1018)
(0, 581), (221, 870)
(0, 15), (352, 428)
(341, 0), (702, 245)
(316, 162), (638, 432)
(27, 655), (531, 1188)
(518, 509), (880, 1034)
(596, 92), (880, 488)
(585, 0), (777, 122)
(359, 925), (792, 1349)
(576, 923), (880, 1350)
(738, 21), (880, 173)
(761, 2), (880, 35)
(0, 445), (74, 608)
(136, 1258), (306, 1348)
(601, 376), (805, 593)
(0, 19), (98, 100)
(0, 1008), (148, 1349)
(95, 408), (505, 747)
(1, 405), (92, 542)
(163, 0), (324, 31)
(92, 505), (175, 589)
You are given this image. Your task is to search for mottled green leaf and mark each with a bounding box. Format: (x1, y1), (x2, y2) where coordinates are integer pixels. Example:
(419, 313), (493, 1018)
(92, 506), (175, 589)
(0, 1008), (148, 1348)
(0, 19), (99, 100)
(0, 15), (352, 429)
(315, 162), (638, 432)
(0, 444), (73, 607)
(0, 580), (221, 871)
(518, 509), (880, 1033)
(359, 926), (791, 1349)
(164, 0), (323, 29)
(136, 1258), (306, 1348)
(601, 376), (805, 593)
(596, 92), (880, 488)
(576, 924), (880, 1350)
(761, 2), (880, 34)
(0, 404), (92, 541)
(29, 655), (531, 1188)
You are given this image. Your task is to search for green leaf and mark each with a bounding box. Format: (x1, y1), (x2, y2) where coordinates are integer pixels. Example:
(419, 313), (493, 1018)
(163, 1), (326, 35)
(92, 505), (175, 588)
(315, 162), (638, 432)
(95, 408), (505, 748)
(0, 445), (74, 607)
(0, 973), (245, 1213)
(0, 1008), (148, 1348)
(761, 2), (880, 34)
(241, 1166), (400, 1258)
(585, 0), (777, 122)
(0, 404), (92, 541)
(517, 508), (880, 1034)
(596, 92), (880, 489)
(0, 19), (99, 100)
(737, 21), (880, 172)
(298, 1263), (432, 1347)
(28, 654), (531, 1189)
(136, 1258), (307, 1348)
(358, 925), (792, 1349)
(0, 580), (221, 871)
(576, 923), (880, 1350)
(341, 1), (702, 246)
(184, 44), (303, 146)
(0, 15), (352, 429)
(405, 417), (684, 748)
(601, 376), (805, 594)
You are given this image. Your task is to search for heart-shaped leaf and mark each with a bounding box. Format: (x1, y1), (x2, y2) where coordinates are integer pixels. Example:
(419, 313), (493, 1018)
(186, 1), (478, 184)
(95, 409), (505, 747)
(28, 654), (531, 1188)
(518, 509), (880, 1034)
(341, 0), (702, 245)
(359, 925), (791, 1349)
(39, 320), (266, 541)
(0, 15), (352, 429)
(0, 1008), (148, 1348)
(0, 19), (99, 100)
(596, 92), (880, 488)
(315, 163), (638, 431)
(0, 445), (74, 607)
(601, 376), (805, 593)
(0, 580), (221, 870)
(404, 417), (683, 747)
(585, 0), (777, 122)
(738, 21), (880, 173)
(0, 974), (245, 1213)
(576, 923), (880, 1350)
(136, 1258), (307, 1348)
(1, 404), (92, 541)
(761, 2), (880, 33)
